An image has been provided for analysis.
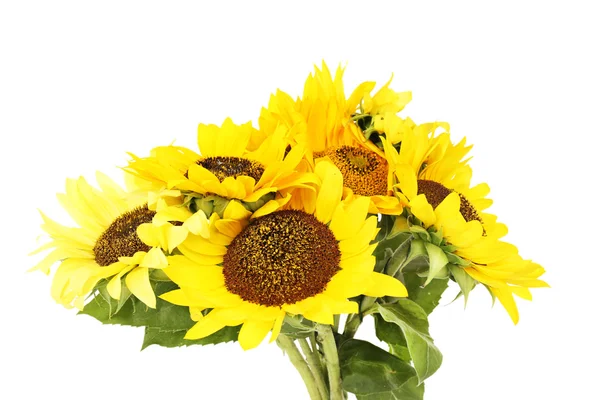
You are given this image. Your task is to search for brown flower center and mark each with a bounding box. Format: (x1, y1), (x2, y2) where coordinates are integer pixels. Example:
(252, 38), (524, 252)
(93, 205), (156, 266)
(198, 156), (265, 182)
(319, 145), (388, 196)
(222, 210), (340, 307)
(417, 180), (482, 223)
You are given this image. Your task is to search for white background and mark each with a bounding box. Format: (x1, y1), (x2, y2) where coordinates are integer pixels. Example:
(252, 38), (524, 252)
(1, 1), (598, 399)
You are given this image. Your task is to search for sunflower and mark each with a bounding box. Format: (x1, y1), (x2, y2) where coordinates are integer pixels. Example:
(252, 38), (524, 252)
(384, 127), (548, 323)
(160, 161), (408, 350)
(30, 173), (187, 309)
(259, 63), (412, 215)
(126, 118), (315, 214)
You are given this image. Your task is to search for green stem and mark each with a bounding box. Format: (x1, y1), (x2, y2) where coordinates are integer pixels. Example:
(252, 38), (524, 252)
(333, 314), (340, 333)
(299, 338), (329, 399)
(277, 335), (322, 400)
(317, 324), (344, 400)
(343, 313), (361, 338)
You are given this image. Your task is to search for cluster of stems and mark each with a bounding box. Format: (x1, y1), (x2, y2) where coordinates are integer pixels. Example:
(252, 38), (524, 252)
(276, 314), (362, 400)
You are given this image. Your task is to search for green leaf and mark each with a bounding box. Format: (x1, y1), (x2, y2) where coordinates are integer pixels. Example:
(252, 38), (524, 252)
(374, 314), (410, 362)
(141, 325), (241, 350)
(449, 265), (477, 305)
(356, 377), (424, 400)
(404, 274), (449, 315)
(339, 338), (419, 398)
(374, 301), (443, 383)
(80, 281), (195, 331)
(423, 243), (448, 286)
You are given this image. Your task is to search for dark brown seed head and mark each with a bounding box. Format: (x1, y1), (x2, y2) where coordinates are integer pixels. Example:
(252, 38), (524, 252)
(320, 145), (388, 196)
(198, 156), (265, 182)
(93, 205), (156, 266)
(417, 179), (483, 224)
(222, 210), (340, 307)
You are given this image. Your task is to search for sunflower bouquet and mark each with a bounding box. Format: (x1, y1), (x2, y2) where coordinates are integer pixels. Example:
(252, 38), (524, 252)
(31, 63), (547, 400)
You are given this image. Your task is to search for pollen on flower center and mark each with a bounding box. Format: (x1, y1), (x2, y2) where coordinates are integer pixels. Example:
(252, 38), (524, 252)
(222, 210), (341, 307)
(417, 180), (482, 224)
(93, 205), (156, 266)
(198, 156), (265, 182)
(320, 145), (388, 197)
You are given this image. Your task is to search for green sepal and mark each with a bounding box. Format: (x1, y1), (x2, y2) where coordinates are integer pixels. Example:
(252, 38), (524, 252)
(242, 192), (276, 213)
(428, 228), (444, 247)
(280, 315), (317, 339)
(445, 252), (471, 267)
(449, 264), (477, 305)
(408, 225), (430, 241)
(423, 243), (449, 286)
(89, 280), (132, 318)
(404, 273), (449, 315)
(416, 265), (449, 280)
(374, 232), (412, 277)
(399, 239), (429, 275)
(372, 300), (443, 383)
(141, 325), (241, 350)
(388, 215), (411, 239)
(338, 338), (422, 400)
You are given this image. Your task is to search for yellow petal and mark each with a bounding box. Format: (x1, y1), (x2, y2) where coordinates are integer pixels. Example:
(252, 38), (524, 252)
(238, 319), (274, 350)
(329, 196), (370, 241)
(215, 219), (245, 238)
(166, 225), (189, 252)
(363, 272), (408, 298)
(395, 164), (418, 200)
(184, 211), (210, 238)
(314, 161), (343, 223)
(269, 311), (286, 343)
(137, 223), (159, 248)
(490, 287), (520, 324)
(185, 311), (227, 340)
(409, 195), (436, 227)
(140, 247), (168, 269)
(106, 264), (135, 300)
(303, 306), (334, 325)
(160, 289), (192, 306)
(125, 267), (156, 308)
(223, 200), (253, 220)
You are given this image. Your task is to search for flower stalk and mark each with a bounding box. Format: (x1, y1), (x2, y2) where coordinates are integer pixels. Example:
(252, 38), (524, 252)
(317, 324), (344, 400)
(277, 335), (323, 400)
(299, 337), (329, 399)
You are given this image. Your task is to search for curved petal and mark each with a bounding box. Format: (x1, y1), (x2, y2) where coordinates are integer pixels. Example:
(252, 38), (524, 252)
(126, 267), (156, 308)
(238, 319), (274, 350)
(363, 272), (408, 298)
(314, 161), (343, 224)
